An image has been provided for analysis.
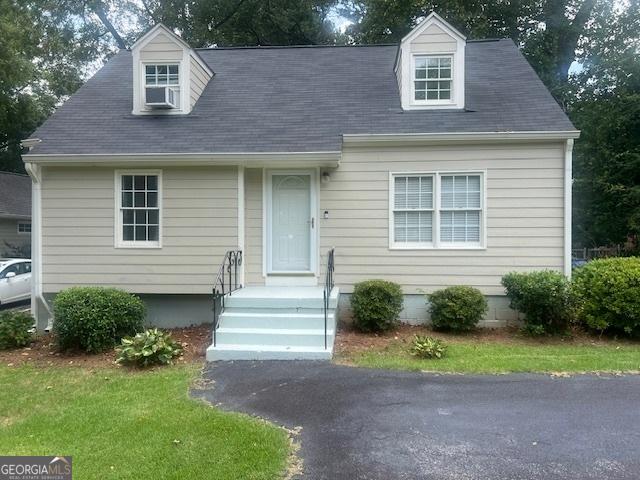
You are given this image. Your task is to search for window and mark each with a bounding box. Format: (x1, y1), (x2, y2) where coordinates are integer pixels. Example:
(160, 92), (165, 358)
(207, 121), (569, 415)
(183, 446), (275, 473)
(390, 172), (484, 249)
(440, 175), (481, 244)
(116, 171), (161, 248)
(393, 175), (434, 245)
(414, 56), (452, 101)
(145, 65), (179, 86)
(17, 222), (31, 234)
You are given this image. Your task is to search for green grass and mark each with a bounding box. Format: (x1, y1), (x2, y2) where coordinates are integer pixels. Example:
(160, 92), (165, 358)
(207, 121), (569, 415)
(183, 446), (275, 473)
(0, 364), (289, 479)
(340, 341), (640, 374)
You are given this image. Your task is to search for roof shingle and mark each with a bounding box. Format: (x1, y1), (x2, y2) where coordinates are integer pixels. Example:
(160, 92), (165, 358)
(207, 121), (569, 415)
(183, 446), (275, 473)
(0, 172), (31, 218)
(27, 39), (576, 156)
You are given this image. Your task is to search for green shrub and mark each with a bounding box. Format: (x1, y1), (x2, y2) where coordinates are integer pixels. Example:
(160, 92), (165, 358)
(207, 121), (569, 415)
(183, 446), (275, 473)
(410, 335), (447, 359)
(428, 286), (487, 332)
(501, 270), (572, 334)
(572, 257), (640, 336)
(351, 280), (403, 332)
(53, 287), (145, 353)
(0, 310), (33, 350)
(116, 328), (183, 367)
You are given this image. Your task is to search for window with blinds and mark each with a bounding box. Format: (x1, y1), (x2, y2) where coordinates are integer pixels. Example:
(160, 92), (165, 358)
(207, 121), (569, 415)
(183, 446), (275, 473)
(393, 175), (434, 244)
(391, 172), (483, 248)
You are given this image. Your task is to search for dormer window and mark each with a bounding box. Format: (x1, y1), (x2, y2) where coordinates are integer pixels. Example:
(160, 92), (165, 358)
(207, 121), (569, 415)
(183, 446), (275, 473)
(131, 24), (213, 115)
(395, 12), (466, 110)
(414, 56), (452, 102)
(144, 64), (180, 109)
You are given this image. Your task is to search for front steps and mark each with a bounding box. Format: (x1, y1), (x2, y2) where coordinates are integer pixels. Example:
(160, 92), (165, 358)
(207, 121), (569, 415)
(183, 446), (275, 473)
(206, 286), (339, 361)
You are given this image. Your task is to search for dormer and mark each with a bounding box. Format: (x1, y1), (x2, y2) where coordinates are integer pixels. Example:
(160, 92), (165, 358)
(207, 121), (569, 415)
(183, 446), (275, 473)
(131, 24), (213, 115)
(395, 12), (466, 111)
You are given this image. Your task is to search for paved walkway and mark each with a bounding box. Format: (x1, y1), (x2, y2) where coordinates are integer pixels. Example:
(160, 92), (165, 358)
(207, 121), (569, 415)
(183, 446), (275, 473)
(196, 361), (640, 480)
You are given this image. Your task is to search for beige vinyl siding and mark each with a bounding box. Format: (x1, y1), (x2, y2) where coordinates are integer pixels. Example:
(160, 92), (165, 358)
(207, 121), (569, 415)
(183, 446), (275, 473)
(139, 32), (183, 62)
(190, 56), (211, 108)
(244, 168), (264, 285)
(0, 218), (30, 252)
(410, 24), (457, 53)
(41, 166), (238, 294)
(319, 142), (566, 296)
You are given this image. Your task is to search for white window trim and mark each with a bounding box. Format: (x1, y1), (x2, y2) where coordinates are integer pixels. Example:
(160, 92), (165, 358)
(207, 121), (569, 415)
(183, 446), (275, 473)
(411, 54), (454, 106)
(114, 169), (163, 249)
(389, 170), (487, 250)
(17, 222), (31, 235)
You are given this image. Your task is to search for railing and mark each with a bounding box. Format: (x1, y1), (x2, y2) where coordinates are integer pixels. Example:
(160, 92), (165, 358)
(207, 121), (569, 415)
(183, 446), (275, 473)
(212, 250), (243, 347)
(323, 248), (335, 350)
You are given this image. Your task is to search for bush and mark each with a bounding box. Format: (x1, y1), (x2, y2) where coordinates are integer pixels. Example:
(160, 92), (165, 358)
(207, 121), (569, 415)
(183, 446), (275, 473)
(501, 270), (572, 334)
(410, 335), (447, 359)
(0, 310), (33, 349)
(53, 287), (145, 353)
(572, 257), (640, 336)
(116, 328), (183, 367)
(428, 286), (487, 332)
(351, 280), (403, 332)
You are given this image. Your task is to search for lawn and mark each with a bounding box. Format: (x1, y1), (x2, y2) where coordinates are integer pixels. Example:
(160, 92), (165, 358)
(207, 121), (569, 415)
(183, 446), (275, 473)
(0, 364), (289, 480)
(336, 327), (640, 374)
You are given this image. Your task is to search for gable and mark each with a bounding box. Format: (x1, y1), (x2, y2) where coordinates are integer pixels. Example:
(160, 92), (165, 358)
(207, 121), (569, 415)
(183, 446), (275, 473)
(139, 32), (184, 62)
(410, 24), (457, 53)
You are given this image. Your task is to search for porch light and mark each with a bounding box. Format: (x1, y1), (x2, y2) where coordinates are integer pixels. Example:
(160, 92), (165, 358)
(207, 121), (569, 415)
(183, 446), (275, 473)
(321, 171), (331, 184)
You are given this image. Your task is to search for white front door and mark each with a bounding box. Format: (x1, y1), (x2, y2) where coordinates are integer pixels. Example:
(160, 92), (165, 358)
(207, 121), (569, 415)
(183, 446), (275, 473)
(268, 171), (316, 273)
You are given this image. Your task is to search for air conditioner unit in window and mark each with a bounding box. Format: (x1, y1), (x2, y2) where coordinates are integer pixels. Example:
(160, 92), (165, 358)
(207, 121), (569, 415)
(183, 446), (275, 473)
(145, 86), (179, 109)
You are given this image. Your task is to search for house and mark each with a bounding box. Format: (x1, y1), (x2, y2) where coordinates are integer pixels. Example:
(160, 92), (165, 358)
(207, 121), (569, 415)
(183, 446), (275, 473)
(0, 172), (32, 258)
(22, 13), (579, 359)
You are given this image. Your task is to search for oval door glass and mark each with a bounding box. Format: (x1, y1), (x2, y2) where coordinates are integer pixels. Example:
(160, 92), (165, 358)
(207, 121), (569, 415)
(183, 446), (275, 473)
(271, 174), (311, 271)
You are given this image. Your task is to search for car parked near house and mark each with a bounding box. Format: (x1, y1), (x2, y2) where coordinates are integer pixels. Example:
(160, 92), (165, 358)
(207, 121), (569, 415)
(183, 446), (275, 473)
(0, 258), (31, 305)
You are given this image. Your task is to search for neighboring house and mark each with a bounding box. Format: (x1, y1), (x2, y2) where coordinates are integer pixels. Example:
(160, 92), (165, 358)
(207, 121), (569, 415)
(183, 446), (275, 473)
(0, 172), (32, 258)
(22, 13), (579, 359)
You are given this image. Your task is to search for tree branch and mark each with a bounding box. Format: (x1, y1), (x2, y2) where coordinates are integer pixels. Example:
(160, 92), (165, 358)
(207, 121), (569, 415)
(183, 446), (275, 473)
(212, 0), (248, 30)
(90, 1), (127, 49)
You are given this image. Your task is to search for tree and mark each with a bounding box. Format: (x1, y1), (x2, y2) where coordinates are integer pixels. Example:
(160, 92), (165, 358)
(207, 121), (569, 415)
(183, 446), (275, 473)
(139, 0), (339, 47)
(570, 2), (640, 247)
(341, 0), (600, 101)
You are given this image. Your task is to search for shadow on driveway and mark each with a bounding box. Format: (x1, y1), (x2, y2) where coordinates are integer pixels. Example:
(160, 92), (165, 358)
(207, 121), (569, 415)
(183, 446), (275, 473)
(196, 361), (640, 480)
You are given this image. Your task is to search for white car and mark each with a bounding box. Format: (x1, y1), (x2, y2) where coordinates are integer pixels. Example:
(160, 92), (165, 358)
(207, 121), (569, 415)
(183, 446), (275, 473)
(0, 258), (32, 305)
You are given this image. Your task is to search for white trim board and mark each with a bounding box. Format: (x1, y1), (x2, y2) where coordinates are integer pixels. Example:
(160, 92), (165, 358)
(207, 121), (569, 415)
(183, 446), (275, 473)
(22, 151), (342, 167)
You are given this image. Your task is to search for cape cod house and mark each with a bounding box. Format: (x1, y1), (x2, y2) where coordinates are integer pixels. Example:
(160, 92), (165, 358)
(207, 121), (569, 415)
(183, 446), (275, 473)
(22, 13), (579, 360)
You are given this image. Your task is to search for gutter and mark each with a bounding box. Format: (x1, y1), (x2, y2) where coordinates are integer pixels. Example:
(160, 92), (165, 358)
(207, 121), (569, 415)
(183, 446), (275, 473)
(21, 150), (342, 168)
(343, 130), (581, 146)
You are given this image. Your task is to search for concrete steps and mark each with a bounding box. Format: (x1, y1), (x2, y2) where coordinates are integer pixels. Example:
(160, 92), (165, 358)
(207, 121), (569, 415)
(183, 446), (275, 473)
(206, 286), (339, 361)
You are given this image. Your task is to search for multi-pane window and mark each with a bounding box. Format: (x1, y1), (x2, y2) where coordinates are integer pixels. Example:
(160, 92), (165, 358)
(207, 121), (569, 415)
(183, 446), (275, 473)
(393, 176), (434, 244)
(440, 175), (481, 243)
(17, 222), (31, 234)
(118, 173), (161, 246)
(414, 56), (452, 101)
(145, 65), (179, 86)
(391, 173), (483, 248)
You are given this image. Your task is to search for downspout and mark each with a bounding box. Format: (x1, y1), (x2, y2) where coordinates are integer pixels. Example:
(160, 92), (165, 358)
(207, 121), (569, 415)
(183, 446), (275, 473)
(24, 162), (53, 330)
(564, 139), (574, 278)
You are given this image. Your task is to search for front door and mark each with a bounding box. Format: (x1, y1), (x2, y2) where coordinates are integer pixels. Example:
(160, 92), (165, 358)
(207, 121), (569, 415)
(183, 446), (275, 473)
(269, 172), (314, 273)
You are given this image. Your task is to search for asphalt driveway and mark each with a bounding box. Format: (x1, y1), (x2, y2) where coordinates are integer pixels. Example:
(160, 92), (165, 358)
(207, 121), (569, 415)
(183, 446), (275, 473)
(197, 361), (640, 480)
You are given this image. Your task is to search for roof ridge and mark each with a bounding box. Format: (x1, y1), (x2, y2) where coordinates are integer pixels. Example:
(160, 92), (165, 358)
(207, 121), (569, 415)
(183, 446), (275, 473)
(195, 43), (398, 51)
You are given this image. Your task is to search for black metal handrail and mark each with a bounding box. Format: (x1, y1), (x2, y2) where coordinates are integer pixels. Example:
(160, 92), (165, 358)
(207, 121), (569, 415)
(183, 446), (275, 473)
(323, 248), (335, 350)
(213, 250), (243, 347)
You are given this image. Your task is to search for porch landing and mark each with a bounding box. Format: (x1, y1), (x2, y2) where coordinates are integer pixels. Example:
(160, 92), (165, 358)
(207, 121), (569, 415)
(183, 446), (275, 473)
(206, 286), (340, 361)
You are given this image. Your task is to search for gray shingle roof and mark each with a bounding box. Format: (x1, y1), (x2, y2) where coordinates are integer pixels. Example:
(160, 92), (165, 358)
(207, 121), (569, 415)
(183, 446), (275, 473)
(0, 172), (31, 218)
(26, 39), (576, 156)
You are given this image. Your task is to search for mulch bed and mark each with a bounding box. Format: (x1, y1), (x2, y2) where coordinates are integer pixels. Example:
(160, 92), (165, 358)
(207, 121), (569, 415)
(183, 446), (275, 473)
(334, 323), (637, 356)
(0, 324), (212, 368)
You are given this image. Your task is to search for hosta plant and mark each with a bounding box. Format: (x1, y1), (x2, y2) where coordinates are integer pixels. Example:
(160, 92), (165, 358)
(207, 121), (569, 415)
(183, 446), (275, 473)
(116, 328), (183, 367)
(410, 335), (447, 359)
